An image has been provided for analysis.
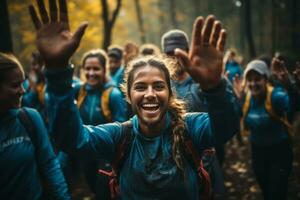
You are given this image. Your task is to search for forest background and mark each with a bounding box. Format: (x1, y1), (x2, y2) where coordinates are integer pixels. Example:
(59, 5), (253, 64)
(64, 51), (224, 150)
(1, 0), (300, 72)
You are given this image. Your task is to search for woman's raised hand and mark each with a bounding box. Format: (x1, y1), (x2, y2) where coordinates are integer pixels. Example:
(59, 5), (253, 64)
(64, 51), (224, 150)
(29, 0), (88, 69)
(175, 15), (226, 90)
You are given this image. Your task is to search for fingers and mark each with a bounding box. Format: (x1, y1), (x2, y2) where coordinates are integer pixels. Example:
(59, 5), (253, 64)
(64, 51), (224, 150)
(72, 22), (89, 46)
(190, 16), (204, 53)
(201, 15), (215, 45)
(174, 48), (190, 69)
(59, 0), (69, 29)
(29, 5), (42, 29)
(209, 21), (222, 47)
(37, 0), (49, 23)
(217, 30), (226, 52)
(49, 0), (58, 22)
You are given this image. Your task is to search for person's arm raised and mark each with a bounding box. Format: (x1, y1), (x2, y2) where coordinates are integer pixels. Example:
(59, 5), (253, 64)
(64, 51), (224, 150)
(29, 0), (88, 69)
(175, 15), (226, 90)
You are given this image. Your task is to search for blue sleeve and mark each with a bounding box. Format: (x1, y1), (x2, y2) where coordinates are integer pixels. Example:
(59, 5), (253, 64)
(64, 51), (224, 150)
(45, 67), (123, 161)
(109, 87), (127, 122)
(271, 87), (291, 119)
(202, 78), (240, 144)
(26, 108), (70, 200)
(185, 113), (214, 153)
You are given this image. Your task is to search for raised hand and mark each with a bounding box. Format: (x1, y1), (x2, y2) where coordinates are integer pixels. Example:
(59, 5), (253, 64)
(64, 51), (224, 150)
(175, 15), (226, 90)
(29, 0), (88, 69)
(271, 57), (289, 85)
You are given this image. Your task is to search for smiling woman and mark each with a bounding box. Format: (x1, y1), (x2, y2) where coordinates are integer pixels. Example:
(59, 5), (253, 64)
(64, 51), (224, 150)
(0, 53), (25, 112)
(28, 0), (240, 199)
(0, 53), (70, 200)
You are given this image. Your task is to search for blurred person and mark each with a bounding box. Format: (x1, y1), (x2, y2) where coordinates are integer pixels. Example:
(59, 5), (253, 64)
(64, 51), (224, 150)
(223, 49), (243, 83)
(0, 52), (70, 200)
(235, 60), (293, 200)
(75, 49), (128, 199)
(123, 41), (139, 66)
(108, 46), (125, 88)
(139, 43), (161, 56)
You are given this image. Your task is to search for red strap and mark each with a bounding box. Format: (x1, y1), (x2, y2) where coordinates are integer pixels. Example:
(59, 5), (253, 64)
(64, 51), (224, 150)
(184, 139), (212, 199)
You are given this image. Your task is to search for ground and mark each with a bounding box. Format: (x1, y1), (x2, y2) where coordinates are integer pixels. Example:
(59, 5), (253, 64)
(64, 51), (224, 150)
(222, 135), (300, 200)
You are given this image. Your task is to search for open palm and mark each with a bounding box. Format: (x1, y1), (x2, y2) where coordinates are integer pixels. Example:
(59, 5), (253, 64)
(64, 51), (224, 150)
(29, 0), (88, 68)
(175, 16), (226, 90)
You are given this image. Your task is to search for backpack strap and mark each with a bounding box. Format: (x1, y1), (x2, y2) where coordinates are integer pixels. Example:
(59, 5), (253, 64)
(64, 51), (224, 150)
(77, 85), (113, 122)
(36, 82), (46, 105)
(101, 86), (114, 122)
(98, 120), (133, 199)
(265, 84), (294, 137)
(184, 135), (212, 200)
(18, 108), (37, 146)
(77, 84), (87, 108)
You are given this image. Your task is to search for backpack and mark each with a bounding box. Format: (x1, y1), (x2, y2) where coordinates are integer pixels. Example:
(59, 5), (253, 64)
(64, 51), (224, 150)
(77, 85), (114, 122)
(98, 121), (216, 200)
(241, 84), (293, 137)
(17, 108), (53, 200)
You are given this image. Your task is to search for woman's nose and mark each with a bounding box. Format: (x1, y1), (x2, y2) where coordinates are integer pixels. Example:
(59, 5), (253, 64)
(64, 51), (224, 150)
(144, 87), (156, 98)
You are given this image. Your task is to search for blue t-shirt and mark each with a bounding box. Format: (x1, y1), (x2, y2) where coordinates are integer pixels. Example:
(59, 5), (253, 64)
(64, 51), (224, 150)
(245, 87), (290, 146)
(0, 108), (70, 200)
(45, 67), (239, 200)
(75, 81), (127, 125)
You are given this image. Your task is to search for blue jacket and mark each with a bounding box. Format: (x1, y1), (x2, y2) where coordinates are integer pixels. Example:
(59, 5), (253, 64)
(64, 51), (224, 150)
(225, 61), (243, 83)
(111, 66), (125, 88)
(172, 76), (239, 116)
(0, 108), (70, 200)
(75, 81), (127, 125)
(171, 77), (208, 112)
(45, 67), (239, 200)
(244, 87), (291, 146)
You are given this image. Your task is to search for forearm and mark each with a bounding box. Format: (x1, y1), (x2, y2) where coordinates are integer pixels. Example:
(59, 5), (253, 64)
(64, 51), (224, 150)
(43, 156), (71, 200)
(203, 78), (240, 144)
(45, 67), (117, 159)
(45, 66), (87, 151)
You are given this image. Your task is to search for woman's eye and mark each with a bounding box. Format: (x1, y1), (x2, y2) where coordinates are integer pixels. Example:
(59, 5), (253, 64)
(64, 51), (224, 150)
(154, 85), (165, 90)
(134, 85), (146, 91)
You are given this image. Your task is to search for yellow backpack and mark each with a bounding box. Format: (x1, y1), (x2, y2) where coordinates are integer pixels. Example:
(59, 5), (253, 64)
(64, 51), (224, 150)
(77, 85), (114, 122)
(241, 84), (293, 137)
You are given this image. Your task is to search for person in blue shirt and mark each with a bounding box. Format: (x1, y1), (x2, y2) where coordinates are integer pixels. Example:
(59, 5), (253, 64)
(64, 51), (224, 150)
(270, 56), (300, 119)
(108, 46), (125, 88)
(77, 49), (127, 125)
(29, 0), (239, 199)
(224, 49), (243, 83)
(236, 60), (293, 200)
(0, 52), (70, 200)
(22, 52), (48, 121)
(74, 49), (127, 199)
(161, 29), (240, 171)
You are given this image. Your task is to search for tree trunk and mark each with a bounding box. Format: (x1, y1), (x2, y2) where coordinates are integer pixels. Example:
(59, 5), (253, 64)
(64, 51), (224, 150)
(0, 0), (13, 53)
(101, 0), (122, 50)
(134, 0), (146, 43)
(271, 0), (276, 56)
(291, 0), (300, 57)
(244, 0), (256, 58)
(169, 0), (178, 28)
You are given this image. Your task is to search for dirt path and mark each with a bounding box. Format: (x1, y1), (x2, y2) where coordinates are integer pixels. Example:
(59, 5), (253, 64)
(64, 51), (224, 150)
(222, 135), (300, 200)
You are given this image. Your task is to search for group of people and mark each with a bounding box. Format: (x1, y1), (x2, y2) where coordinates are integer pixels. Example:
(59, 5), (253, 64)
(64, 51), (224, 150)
(0, 0), (299, 200)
